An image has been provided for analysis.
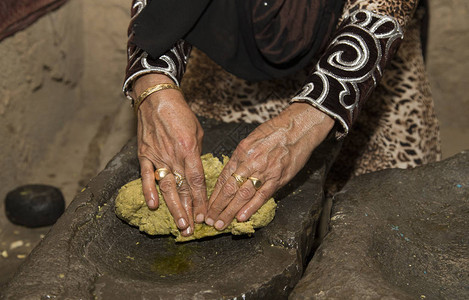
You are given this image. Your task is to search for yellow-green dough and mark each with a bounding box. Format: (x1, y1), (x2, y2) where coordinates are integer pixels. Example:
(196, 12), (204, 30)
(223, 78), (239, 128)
(115, 153), (276, 242)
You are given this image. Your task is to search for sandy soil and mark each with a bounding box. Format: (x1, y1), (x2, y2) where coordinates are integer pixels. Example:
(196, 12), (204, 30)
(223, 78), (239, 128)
(427, 0), (469, 157)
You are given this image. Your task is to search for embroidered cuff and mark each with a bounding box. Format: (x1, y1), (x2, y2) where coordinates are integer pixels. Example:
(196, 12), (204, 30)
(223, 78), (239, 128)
(123, 40), (191, 103)
(122, 0), (191, 103)
(291, 9), (403, 138)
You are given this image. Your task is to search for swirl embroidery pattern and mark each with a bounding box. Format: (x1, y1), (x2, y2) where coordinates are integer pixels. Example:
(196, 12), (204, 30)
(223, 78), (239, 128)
(123, 0), (191, 102)
(291, 10), (403, 135)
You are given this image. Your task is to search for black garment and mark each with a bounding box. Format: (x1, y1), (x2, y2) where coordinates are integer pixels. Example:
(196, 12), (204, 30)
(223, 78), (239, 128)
(131, 0), (345, 81)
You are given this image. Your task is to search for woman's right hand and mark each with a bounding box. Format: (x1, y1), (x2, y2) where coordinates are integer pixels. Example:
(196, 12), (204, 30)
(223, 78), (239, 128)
(132, 74), (207, 237)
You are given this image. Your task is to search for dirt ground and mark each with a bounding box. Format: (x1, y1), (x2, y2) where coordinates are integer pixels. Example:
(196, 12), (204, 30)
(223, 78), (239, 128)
(427, 0), (469, 158)
(1, 0), (468, 288)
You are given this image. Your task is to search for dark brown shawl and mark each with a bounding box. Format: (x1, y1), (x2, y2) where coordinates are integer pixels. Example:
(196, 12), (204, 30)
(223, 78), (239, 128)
(132, 0), (345, 81)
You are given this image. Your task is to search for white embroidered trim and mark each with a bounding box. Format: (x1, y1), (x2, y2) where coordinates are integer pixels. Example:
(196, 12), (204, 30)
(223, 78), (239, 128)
(123, 40), (190, 101)
(291, 9), (403, 136)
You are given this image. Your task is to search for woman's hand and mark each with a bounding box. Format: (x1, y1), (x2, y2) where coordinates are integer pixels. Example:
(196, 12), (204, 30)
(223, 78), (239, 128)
(133, 74), (207, 237)
(205, 103), (335, 230)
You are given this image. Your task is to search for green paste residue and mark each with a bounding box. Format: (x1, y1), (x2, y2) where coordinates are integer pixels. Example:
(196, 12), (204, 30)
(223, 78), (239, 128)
(151, 242), (195, 275)
(115, 153), (276, 242)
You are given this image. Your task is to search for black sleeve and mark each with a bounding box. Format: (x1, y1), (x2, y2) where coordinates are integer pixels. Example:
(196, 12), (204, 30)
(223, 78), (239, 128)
(131, 0), (210, 60)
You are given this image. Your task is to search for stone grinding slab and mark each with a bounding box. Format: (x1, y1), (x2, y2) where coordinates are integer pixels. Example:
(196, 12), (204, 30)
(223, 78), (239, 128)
(291, 151), (469, 299)
(1, 118), (340, 299)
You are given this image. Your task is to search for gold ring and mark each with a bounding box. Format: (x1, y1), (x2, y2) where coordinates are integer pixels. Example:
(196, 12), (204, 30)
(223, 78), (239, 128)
(173, 171), (185, 188)
(231, 173), (247, 187)
(155, 168), (170, 181)
(248, 177), (263, 190)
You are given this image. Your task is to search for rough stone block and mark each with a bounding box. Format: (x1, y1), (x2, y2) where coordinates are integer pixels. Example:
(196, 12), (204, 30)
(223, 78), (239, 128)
(291, 151), (469, 299)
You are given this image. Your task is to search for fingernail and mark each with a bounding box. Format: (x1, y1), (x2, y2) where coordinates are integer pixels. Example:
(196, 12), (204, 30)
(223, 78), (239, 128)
(185, 226), (192, 235)
(215, 220), (224, 230)
(178, 218), (187, 229)
(148, 200), (155, 207)
(238, 213), (247, 222)
(196, 214), (204, 223)
(205, 217), (214, 226)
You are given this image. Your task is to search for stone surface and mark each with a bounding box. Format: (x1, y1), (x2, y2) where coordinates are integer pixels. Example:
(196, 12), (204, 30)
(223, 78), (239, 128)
(1, 118), (340, 299)
(5, 185), (65, 227)
(291, 151), (469, 299)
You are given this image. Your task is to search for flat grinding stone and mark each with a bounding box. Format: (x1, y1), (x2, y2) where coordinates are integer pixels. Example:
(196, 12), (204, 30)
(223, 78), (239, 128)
(291, 151), (469, 299)
(1, 118), (341, 299)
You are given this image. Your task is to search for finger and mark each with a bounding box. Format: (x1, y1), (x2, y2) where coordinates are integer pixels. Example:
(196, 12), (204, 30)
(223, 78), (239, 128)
(157, 172), (190, 231)
(172, 161), (194, 235)
(139, 158), (159, 209)
(206, 165), (250, 228)
(236, 181), (276, 222)
(175, 178), (194, 236)
(213, 180), (257, 230)
(184, 154), (208, 224)
(208, 158), (238, 209)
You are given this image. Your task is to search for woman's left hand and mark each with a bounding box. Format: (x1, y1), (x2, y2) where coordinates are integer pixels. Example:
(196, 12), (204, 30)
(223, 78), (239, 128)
(205, 103), (335, 230)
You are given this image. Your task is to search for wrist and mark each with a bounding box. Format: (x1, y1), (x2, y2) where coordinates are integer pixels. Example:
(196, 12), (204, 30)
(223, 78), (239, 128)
(131, 73), (176, 100)
(289, 102), (335, 134)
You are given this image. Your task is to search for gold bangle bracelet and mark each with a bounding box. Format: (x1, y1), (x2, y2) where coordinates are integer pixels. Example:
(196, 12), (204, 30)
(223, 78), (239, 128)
(134, 83), (183, 115)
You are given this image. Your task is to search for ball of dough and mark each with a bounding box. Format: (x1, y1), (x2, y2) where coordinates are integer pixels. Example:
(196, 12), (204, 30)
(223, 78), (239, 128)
(115, 153), (276, 242)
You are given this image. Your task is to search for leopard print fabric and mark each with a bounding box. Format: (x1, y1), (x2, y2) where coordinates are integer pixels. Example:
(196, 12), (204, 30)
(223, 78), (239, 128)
(341, 0), (418, 27)
(182, 7), (440, 184)
(325, 13), (441, 192)
(182, 50), (308, 124)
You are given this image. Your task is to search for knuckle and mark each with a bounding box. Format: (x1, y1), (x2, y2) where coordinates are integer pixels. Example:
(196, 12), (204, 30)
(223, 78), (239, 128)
(238, 187), (253, 199)
(222, 183), (237, 198)
(158, 179), (175, 193)
(177, 137), (197, 152)
(188, 173), (205, 187)
(278, 178), (288, 188)
(177, 184), (191, 195)
(268, 173), (281, 183)
(216, 172), (230, 186)
(220, 170), (231, 181)
(140, 169), (154, 178)
(256, 189), (270, 201)
(238, 138), (249, 149)
(236, 140), (251, 157)
(137, 145), (148, 157)
(250, 161), (263, 173)
(137, 144), (154, 158)
(276, 172), (288, 186)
